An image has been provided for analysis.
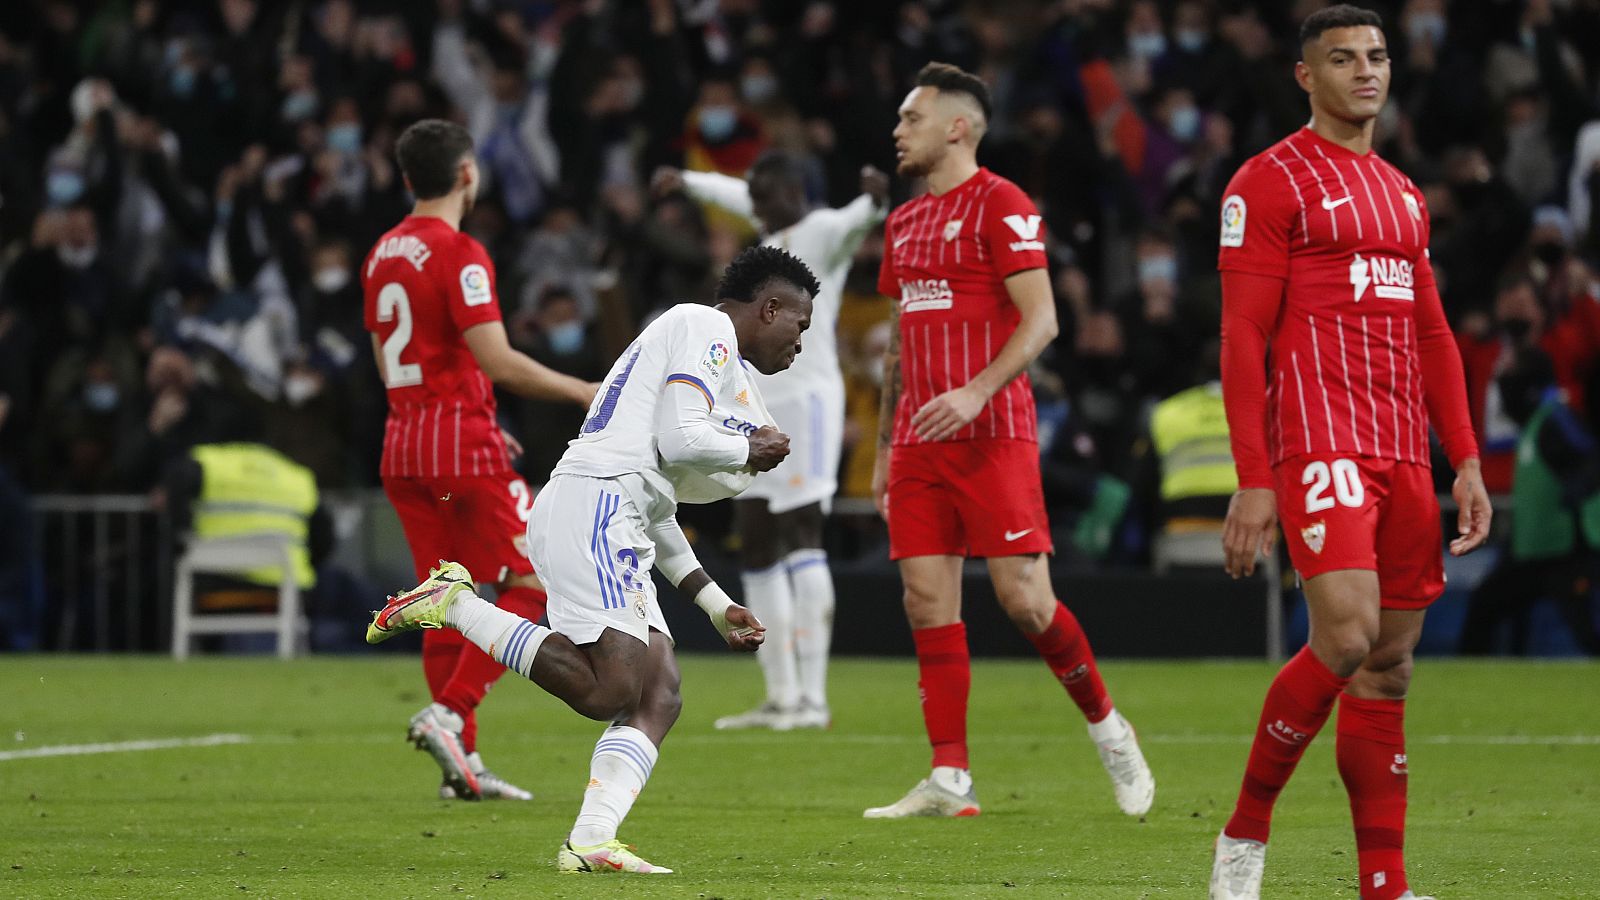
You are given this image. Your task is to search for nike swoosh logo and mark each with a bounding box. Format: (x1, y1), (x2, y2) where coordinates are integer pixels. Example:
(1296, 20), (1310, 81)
(1321, 195), (1353, 211)
(1003, 529), (1034, 542)
(892, 235), (912, 248)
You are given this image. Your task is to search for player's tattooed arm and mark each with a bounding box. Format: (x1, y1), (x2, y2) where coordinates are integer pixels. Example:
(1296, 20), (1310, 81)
(876, 300), (902, 448)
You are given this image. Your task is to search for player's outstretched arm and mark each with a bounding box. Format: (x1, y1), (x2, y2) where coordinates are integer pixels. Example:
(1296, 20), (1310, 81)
(910, 267), (1057, 442)
(462, 321), (598, 407)
(1219, 270), (1285, 578)
(659, 167), (758, 226)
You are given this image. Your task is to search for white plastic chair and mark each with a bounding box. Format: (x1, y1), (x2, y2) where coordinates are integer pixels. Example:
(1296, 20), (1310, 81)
(171, 534), (306, 660)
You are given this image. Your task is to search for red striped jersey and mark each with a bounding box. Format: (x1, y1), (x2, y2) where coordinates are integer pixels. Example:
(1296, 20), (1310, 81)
(1218, 127), (1438, 468)
(877, 168), (1045, 446)
(362, 215), (512, 479)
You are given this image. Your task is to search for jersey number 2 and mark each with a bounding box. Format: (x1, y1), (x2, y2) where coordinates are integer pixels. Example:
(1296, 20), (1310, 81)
(377, 283), (423, 388)
(1303, 459), (1364, 513)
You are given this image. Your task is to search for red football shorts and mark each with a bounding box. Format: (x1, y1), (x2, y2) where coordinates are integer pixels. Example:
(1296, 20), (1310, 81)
(384, 473), (537, 584)
(887, 438), (1053, 560)
(1272, 452), (1444, 609)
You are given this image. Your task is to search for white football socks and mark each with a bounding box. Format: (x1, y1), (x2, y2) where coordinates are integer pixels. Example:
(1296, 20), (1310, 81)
(570, 725), (658, 847)
(742, 562), (799, 708)
(787, 549), (834, 710)
(445, 590), (550, 679)
(1086, 707), (1127, 744)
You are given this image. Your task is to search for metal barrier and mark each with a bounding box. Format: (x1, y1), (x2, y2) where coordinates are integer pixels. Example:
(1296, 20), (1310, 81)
(30, 495), (173, 652)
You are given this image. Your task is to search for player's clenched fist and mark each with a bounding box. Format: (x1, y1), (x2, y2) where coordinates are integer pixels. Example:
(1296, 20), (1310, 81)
(721, 604), (766, 652)
(745, 425), (791, 471)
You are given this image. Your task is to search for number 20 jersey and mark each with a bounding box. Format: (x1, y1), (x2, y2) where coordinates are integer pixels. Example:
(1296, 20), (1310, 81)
(362, 215), (510, 480)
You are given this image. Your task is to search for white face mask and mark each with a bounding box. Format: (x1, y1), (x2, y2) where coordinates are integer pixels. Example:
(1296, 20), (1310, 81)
(58, 243), (99, 270)
(284, 372), (321, 407)
(312, 267), (350, 293)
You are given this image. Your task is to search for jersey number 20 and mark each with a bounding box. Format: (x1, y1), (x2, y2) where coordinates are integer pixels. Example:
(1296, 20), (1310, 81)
(377, 283), (423, 388)
(1302, 458), (1364, 513)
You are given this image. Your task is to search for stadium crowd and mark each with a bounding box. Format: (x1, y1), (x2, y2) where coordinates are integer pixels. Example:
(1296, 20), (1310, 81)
(0, 0), (1597, 629)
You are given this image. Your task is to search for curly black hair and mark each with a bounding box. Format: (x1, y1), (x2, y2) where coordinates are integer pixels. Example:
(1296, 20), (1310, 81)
(715, 244), (820, 304)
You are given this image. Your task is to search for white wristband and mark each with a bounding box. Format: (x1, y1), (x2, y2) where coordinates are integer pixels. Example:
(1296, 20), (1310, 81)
(693, 582), (734, 620)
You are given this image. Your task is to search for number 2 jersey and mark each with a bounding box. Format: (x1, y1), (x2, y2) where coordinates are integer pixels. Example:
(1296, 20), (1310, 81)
(362, 215), (511, 480)
(1217, 127), (1476, 486)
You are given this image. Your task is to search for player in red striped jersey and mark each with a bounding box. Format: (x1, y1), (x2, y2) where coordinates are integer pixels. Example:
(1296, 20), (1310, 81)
(1208, 8), (1492, 900)
(363, 120), (596, 801)
(862, 63), (1154, 820)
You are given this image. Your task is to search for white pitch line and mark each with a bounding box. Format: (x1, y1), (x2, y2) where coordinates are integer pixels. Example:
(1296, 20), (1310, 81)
(0, 733), (251, 762)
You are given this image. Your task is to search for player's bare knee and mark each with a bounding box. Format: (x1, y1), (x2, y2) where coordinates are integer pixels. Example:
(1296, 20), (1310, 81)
(1310, 628), (1375, 677)
(901, 582), (949, 627)
(1358, 647), (1413, 697)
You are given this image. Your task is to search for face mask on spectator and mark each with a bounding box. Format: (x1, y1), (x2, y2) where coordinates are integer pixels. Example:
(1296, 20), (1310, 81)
(58, 242), (99, 270)
(697, 105), (738, 143)
(83, 382), (120, 413)
(170, 67), (197, 99)
(1175, 29), (1208, 53)
(547, 321), (585, 356)
(282, 90), (318, 122)
(47, 170), (86, 206)
(741, 74), (778, 105)
(283, 372), (322, 407)
(865, 357), (885, 386)
(313, 267), (351, 293)
(1139, 255), (1178, 286)
(326, 123), (363, 154)
(1128, 32), (1167, 59)
(1167, 105), (1200, 143)
(1407, 13), (1447, 49)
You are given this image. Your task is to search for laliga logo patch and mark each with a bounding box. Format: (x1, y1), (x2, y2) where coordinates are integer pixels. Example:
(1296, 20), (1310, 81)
(1220, 194), (1246, 247)
(460, 263), (491, 306)
(1402, 191), (1421, 221)
(701, 339), (731, 375)
(1301, 521), (1326, 555)
(943, 218), (963, 241)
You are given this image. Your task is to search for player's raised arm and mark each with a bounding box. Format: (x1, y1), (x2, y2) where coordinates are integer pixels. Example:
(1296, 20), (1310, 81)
(659, 167), (759, 227)
(462, 320), (597, 407)
(910, 267), (1057, 443)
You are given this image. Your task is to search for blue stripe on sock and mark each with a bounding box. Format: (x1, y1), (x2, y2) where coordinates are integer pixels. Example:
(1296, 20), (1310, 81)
(502, 621), (536, 673)
(499, 623), (524, 671)
(595, 740), (654, 778)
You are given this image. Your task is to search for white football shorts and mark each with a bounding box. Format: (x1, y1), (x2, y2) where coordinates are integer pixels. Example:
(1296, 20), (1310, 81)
(525, 474), (671, 647)
(741, 379), (845, 514)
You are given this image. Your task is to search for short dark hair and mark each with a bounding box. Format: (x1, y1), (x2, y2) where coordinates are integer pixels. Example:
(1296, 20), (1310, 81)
(915, 62), (992, 123)
(749, 150), (804, 188)
(395, 119), (474, 200)
(1299, 4), (1383, 56)
(716, 245), (819, 304)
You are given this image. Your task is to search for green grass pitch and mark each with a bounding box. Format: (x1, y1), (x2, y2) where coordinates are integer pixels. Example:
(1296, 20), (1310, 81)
(3, 654), (1597, 898)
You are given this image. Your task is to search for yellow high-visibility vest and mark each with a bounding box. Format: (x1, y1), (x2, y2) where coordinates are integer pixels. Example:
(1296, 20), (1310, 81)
(1151, 383), (1239, 502)
(191, 444), (318, 588)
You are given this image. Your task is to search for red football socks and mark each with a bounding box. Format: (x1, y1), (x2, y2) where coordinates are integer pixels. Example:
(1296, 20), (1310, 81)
(1026, 602), (1113, 723)
(1225, 646), (1350, 843)
(1337, 694), (1410, 900)
(433, 586), (548, 754)
(913, 623), (971, 770)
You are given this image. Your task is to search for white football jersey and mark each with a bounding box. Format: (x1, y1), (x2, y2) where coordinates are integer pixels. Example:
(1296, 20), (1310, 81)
(683, 172), (884, 403)
(552, 303), (771, 514)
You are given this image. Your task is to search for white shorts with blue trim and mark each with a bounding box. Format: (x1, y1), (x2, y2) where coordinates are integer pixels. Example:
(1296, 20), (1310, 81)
(741, 379), (845, 514)
(525, 474), (671, 647)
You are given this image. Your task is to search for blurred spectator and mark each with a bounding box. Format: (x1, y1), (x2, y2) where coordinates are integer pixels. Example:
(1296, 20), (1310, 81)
(1459, 348), (1600, 655)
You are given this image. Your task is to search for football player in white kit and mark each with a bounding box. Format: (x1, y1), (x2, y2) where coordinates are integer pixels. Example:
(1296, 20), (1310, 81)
(367, 245), (819, 874)
(654, 154), (888, 730)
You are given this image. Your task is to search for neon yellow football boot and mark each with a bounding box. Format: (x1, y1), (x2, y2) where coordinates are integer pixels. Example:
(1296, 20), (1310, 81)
(365, 561), (475, 644)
